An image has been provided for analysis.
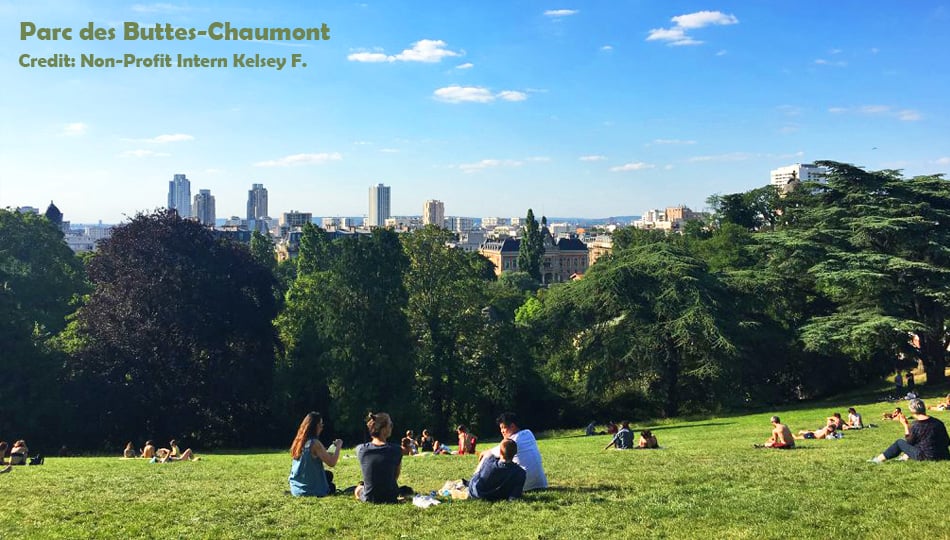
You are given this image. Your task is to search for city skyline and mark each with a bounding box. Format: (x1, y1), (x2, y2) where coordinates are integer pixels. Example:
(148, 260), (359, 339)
(2, 1), (949, 223)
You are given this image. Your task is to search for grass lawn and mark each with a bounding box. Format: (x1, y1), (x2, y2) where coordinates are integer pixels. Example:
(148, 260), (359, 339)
(3, 391), (950, 539)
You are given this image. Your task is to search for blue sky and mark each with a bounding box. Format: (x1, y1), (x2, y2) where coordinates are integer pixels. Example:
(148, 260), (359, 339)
(1, 1), (948, 223)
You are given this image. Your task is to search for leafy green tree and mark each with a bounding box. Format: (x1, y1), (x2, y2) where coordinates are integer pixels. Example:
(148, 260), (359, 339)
(250, 230), (277, 272)
(763, 162), (950, 384)
(518, 209), (544, 282)
(0, 209), (85, 447)
(708, 185), (782, 232)
(525, 241), (738, 417)
(63, 210), (279, 447)
(402, 226), (495, 436)
(277, 227), (415, 439)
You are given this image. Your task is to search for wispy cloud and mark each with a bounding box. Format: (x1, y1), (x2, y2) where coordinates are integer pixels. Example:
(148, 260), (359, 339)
(497, 90), (528, 102)
(829, 105), (922, 121)
(456, 62), (474, 69)
(814, 58), (847, 67)
(433, 85), (528, 103)
(457, 159), (524, 173)
(579, 155), (606, 161)
(647, 10), (738, 46)
(934, 157), (950, 165)
(348, 39), (461, 63)
(60, 122), (87, 136)
(610, 162), (655, 172)
(715, 49), (727, 56)
(600, 45), (613, 51)
(144, 133), (194, 143)
(120, 149), (170, 158)
(254, 152), (343, 167)
(897, 109), (921, 121)
(379, 148), (399, 153)
(544, 9), (579, 17)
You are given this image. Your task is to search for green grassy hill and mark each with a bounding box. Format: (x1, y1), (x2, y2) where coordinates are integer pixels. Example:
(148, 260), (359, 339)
(3, 392), (949, 539)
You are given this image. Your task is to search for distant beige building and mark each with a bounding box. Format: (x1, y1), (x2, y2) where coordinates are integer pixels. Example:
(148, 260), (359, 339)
(423, 199), (445, 226)
(479, 227), (588, 284)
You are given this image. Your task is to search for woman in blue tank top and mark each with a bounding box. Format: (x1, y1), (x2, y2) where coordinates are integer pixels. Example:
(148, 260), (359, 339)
(289, 412), (343, 496)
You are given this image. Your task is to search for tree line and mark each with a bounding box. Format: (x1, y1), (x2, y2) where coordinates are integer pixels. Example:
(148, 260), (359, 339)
(1, 161), (947, 451)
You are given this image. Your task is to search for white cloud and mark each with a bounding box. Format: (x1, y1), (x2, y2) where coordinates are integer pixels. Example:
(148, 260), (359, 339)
(934, 157), (950, 165)
(380, 148), (399, 153)
(600, 45), (613, 51)
(434, 86), (494, 103)
(664, 164), (675, 170)
(254, 152), (343, 167)
(579, 155), (606, 161)
(610, 162), (655, 172)
(647, 10), (737, 46)
(120, 149), (170, 158)
(833, 104), (922, 121)
(870, 47), (880, 54)
(458, 159), (524, 173)
(897, 109), (921, 121)
(347, 52), (389, 62)
(526, 156), (551, 162)
(348, 39), (461, 63)
(148, 133), (194, 143)
(544, 9), (579, 17)
(497, 90), (528, 102)
(715, 49), (727, 56)
(829, 48), (842, 55)
(671, 10), (738, 29)
(61, 122), (87, 136)
(456, 62), (474, 69)
(814, 58), (847, 67)
(433, 85), (528, 104)
(652, 138), (696, 145)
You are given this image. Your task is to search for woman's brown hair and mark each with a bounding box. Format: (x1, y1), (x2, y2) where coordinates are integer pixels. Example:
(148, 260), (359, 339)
(290, 412), (322, 459)
(366, 412), (392, 438)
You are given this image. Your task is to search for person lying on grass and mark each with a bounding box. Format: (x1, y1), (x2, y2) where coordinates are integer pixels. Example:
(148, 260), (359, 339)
(636, 430), (659, 449)
(869, 398), (950, 463)
(827, 413), (845, 430)
(928, 394), (950, 412)
(289, 411), (342, 497)
(168, 440), (196, 460)
(604, 421), (634, 450)
(754, 416), (795, 449)
(795, 420), (837, 440)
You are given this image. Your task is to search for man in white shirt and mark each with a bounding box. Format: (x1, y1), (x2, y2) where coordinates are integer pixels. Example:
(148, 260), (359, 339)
(476, 412), (548, 491)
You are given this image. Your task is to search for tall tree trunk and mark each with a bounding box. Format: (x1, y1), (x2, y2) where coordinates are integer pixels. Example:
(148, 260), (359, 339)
(919, 331), (947, 385)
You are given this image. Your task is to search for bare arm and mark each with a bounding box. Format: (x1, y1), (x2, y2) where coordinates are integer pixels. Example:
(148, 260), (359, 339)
(898, 414), (911, 437)
(311, 439), (343, 467)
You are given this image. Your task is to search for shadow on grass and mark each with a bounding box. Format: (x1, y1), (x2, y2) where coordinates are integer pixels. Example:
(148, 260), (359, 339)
(642, 421), (736, 432)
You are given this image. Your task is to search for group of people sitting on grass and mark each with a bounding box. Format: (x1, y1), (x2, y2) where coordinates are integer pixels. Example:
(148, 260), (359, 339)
(602, 421), (659, 450)
(758, 398), (949, 462)
(0, 440), (37, 473)
(289, 410), (548, 502)
(397, 425), (477, 457)
(122, 439), (199, 462)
